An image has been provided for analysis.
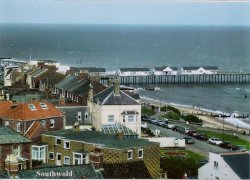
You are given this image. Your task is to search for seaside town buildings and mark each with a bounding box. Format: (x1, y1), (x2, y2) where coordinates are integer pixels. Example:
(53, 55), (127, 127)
(153, 66), (178, 75)
(180, 66), (219, 75)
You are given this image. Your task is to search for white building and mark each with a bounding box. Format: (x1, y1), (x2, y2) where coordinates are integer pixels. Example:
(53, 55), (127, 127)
(180, 66), (219, 75)
(88, 80), (141, 137)
(3, 65), (19, 87)
(118, 68), (150, 76)
(198, 152), (250, 180)
(153, 66), (178, 75)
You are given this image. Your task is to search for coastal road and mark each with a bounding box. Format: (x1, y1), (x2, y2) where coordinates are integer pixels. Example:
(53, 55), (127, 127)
(146, 123), (230, 158)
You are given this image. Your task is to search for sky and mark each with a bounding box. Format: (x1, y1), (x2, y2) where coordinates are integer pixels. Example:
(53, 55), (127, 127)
(0, 0), (250, 25)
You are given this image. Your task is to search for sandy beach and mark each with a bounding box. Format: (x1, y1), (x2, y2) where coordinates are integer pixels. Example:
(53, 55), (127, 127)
(140, 97), (250, 134)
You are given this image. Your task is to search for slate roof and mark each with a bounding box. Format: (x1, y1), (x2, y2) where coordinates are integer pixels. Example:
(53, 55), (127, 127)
(0, 127), (31, 144)
(182, 66), (200, 70)
(40, 72), (66, 86)
(1, 101), (63, 121)
(18, 164), (102, 179)
(93, 86), (140, 105)
(203, 66), (219, 70)
(29, 68), (48, 78)
(221, 153), (250, 179)
(58, 106), (91, 126)
(43, 129), (157, 149)
(120, 68), (150, 72)
(102, 161), (152, 179)
(55, 74), (78, 89)
(155, 66), (178, 71)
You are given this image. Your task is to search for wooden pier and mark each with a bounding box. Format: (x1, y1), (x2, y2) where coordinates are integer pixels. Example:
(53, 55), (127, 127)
(100, 73), (250, 85)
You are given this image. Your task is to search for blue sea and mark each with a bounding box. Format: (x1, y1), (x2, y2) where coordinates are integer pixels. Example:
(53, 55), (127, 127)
(0, 24), (249, 116)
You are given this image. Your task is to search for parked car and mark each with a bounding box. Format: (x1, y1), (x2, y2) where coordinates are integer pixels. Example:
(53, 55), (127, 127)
(208, 137), (222, 145)
(187, 130), (198, 137)
(148, 117), (158, 124)
(219, 141), (233, 149)
(172, 126), (180, 131)
(157, 120), (167, 127)
(166, 124), (175, 129)
(182, 136), (195, 144)
(141, 114), (149, 121)
(232, 145), (247, 152)
(195, 133), (208, 141)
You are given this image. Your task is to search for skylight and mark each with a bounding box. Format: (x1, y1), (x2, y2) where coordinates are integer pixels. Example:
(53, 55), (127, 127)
(28, 104), (37, 111)
(40, 103), (48, 109)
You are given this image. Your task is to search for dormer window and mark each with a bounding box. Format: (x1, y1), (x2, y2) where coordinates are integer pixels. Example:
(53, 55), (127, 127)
(28, 104), (37, 111)
(40, 103), (48, 109)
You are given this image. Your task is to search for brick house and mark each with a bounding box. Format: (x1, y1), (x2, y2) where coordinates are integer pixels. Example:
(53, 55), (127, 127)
(0, 127), (32, 174)
(41, 128), (160, 179)
(0, 101), (64, 143)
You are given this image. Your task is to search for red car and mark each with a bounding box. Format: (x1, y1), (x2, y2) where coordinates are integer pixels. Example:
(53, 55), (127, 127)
(187, 130), (198, 137)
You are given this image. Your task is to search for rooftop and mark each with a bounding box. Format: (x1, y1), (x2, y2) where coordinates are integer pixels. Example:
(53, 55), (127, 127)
(43, 129), (157, 149)
(221, 152), (250, 179)
(120, 68), (150, 72)
(0, 127), (31, 144)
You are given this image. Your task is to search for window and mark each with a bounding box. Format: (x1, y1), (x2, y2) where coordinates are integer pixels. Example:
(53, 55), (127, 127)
(5, 121), (9, 126)
(85, 112), (88, 120)
(123, 116), (125, 122)
(64, 141), (70, 149)
(28, 104), (37, 111)
(50, 119), (55, 128)
(108, 115), (114, 123)
(49, 152), (54, 160)
(73, 153), (88, 165)
(56, 138), (61, 145)
(214, 161), (219, 168)
(138, 149), (143, 159)
(32, 146), (46, 163)
(128, 115), (135, 123)
(128, 150), (133, 160)
(40, 103), (48, 109)
(13, 144), (20, 156)
(77, 112), (82, 121)
(16, 122), (21, 132)
(41, 120), (46, 127)
(64, 156), (70, 165)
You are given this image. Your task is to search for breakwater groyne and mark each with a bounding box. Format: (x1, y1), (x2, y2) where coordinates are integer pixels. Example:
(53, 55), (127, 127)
(100, 73), (250, 85)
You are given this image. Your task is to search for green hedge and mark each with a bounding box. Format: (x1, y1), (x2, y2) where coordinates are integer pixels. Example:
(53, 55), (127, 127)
(142, 108), (155, 116)
(182, 114), (203, 123)
(161, 106), (181, 115)
(161, 112), (181, 120)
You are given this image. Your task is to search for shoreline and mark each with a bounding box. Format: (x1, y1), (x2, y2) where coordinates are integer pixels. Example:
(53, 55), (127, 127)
(140, 96), (250, 133)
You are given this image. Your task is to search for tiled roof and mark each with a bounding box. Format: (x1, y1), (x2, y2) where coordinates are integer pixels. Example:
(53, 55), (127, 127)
(25, 121), (47, 139)
(40, 72), (66, 86)
(43, 129), (157, 149)
(0, 101), (13, 115)
(203, 66), (218, 70)
(93, 86), (140, 105)
(0, 127), (31, 144)
(18, 164), (102, 179)
(124, 91), (140, 100)
(55, 74), (78, 89)
(170, 67), (178, 71)
(102, 161), (151, 179)
(120, 68), (150, 72)
(1, 101), (63, 121)
(58, 106), (91, 126)
(182, 66), (200, 70)
(29, 68), (48, 78)
(221, 153), (250, 179)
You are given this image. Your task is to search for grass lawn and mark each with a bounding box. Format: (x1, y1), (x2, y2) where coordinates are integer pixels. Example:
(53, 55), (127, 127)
(142, 108), (155, 116)
(197, 130), (250, 149)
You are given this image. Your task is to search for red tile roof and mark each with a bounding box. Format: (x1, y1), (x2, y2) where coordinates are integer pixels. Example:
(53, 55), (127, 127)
(0, 101), (13, 115)
(1, 101), (63, 121)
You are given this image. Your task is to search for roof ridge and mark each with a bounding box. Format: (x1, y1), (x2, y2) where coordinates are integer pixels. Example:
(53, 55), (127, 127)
(120, 91), (140, 104)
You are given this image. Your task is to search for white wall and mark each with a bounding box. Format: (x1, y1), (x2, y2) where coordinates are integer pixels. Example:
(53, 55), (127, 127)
(180, 67), (218, 75)
(119, 70), (150, 76)
(198, 152), (240, 180)
(143, 137), (185, 148)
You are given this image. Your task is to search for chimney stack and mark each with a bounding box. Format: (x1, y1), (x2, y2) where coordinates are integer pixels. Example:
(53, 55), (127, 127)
(113, 79), (120, 96)
(88, 83), (93, 101)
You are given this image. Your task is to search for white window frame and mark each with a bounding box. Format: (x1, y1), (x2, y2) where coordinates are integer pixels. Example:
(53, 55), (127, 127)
(16, 122), (21, 132)
(41, 120), (46, 127)
(128, 150), (133, 160)
(28, 104), (37, 111)
(64, 141), (70, 149)
(138, 149), (143, 159)
(40, 103), (48, 109)
(73, 152), (83, 165)
(13, 144), (21, 156)
(64, 156), (70, 165)
(127, 115), (135, 123)
(214, 161), (219, 169)
(5, 121), (9, 126)
(108, 115), (114, 123)
(49, 152), (54, 160)
(31, 145), (47, 163)
(50, 119), (55, 128)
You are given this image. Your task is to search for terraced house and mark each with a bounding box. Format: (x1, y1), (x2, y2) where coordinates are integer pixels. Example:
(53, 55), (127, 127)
(41, 128), (160, 179)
